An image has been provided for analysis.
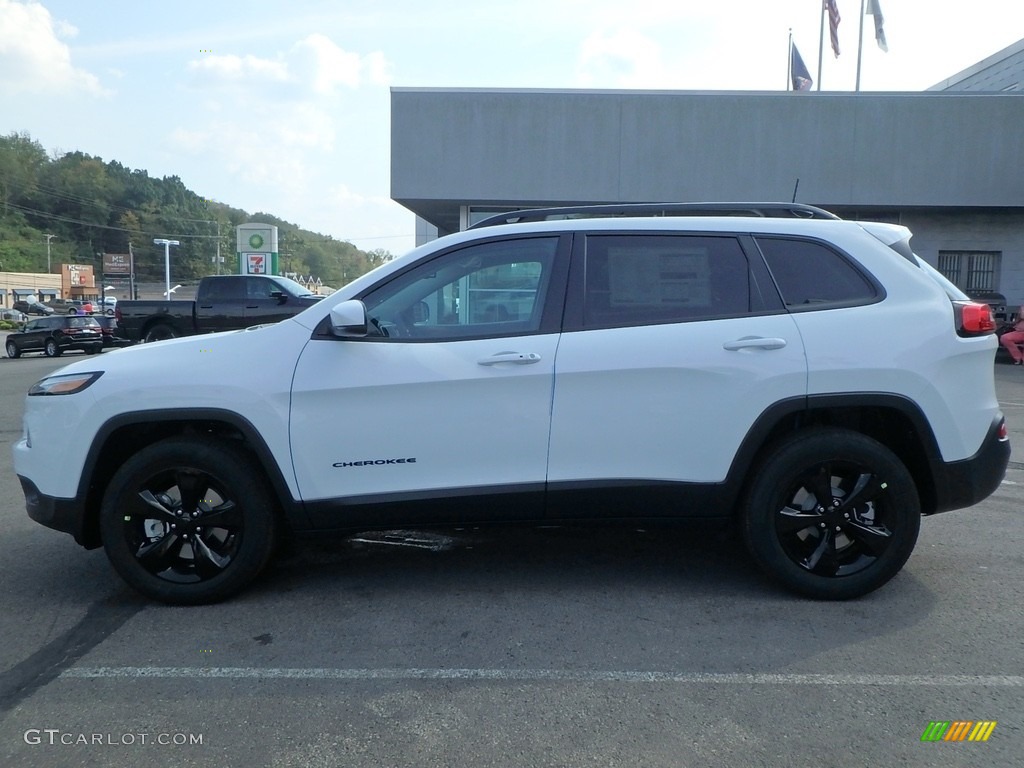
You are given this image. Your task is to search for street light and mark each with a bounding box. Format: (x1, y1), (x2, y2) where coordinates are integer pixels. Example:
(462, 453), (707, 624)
(44, 234), (57, 272)
(153, 239), (180, 302)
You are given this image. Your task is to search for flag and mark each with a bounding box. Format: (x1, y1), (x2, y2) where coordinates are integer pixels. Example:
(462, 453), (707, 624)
(791, 43), (813, 90)
(866, 0), (888, 52)
(826, 0), (841, 57)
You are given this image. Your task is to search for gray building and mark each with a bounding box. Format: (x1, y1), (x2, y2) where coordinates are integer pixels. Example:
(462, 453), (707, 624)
(391, 41), (1024, 309)
(928, 37), (1024, 92)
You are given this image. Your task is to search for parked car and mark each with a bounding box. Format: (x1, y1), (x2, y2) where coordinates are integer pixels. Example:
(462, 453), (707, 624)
(115, 275), (322, 343)
(12, 300), (54, 316)
(45, 298), (85, 314)
(94, 315), (132, 348)
(98, 296), (118, 315)
(5, 315), (103, 358)
(1, 309), (28, 323)
(14, 203), (1009, 605)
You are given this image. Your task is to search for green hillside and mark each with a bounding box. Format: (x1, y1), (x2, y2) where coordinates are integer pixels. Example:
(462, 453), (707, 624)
(0, 132), (392, 285)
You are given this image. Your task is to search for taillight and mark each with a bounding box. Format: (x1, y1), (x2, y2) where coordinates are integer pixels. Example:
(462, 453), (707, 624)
(114, 307), (122, 322)
(952, 301), (995, 337)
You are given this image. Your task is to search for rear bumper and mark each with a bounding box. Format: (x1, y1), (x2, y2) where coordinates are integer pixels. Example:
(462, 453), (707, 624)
(931, 415), (1010, 514)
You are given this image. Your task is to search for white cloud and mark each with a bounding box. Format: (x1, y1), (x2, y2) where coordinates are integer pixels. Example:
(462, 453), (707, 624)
(0, 0), (105, 96)
(188, 53), (290, 85)
(576, 28), (674, 89)
(186, 34), (391, 95)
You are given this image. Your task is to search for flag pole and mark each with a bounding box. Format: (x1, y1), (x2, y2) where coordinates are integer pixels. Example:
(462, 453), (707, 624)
(816, 1), (826, 91)
(855, 0), (866, 91)
(787, 28), (793, 91)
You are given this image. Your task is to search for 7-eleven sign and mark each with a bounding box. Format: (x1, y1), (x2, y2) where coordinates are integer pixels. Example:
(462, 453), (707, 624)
(245, 253), (266, 274)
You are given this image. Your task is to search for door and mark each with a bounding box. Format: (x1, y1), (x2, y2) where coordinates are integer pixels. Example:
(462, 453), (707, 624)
(289, 234), (570, 528)
(547, 233), (807, 513)
(17, 319), (48, 352)
(243, 276), (295, 325)
(195, 276), (246, 332)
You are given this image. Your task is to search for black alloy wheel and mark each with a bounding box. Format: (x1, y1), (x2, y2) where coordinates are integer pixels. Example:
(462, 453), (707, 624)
(44, 338), (61, 357)
(741, 429), (920, 600)
(100, 438), (277, 604)
(144, 324), (177, 343)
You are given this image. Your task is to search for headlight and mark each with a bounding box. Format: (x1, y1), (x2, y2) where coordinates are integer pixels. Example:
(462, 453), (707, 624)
(28, 371), (104, 396)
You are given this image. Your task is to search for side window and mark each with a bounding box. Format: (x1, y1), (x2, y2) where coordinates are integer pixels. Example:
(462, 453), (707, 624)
(247, 278), (276, 299)
(200, 277), (243, 301)
(756, 237), (877, 307)
(361, 237), (559, 341)
(583, 235), (751, 328)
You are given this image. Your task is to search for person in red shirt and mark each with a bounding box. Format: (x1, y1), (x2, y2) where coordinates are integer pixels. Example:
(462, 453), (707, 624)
(82, 301), (94, 314)
(1000, 306), (1024, 364)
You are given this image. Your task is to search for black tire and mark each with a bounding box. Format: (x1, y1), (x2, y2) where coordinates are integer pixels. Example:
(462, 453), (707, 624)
(100, 438), (278, 605)
(740, 429), (920, 600)
(68, 308), (77, 314)
(144, 323), (177, 343)
(5, 340), (19, 359)
(44, 338), (61, 357)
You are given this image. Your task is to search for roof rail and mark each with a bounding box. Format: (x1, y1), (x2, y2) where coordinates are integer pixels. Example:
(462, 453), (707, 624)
(469, 202), (841, 229)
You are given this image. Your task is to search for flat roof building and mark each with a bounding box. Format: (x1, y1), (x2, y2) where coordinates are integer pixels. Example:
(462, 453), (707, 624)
(391, 40), (1024, 308)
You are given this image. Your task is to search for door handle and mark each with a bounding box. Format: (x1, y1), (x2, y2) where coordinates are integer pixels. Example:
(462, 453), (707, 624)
(477, 352), (542, 366)
(722, 337), (788, 351)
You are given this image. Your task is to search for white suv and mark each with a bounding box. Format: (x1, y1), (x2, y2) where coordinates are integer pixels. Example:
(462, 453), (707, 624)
(13, 204), (1009, 604)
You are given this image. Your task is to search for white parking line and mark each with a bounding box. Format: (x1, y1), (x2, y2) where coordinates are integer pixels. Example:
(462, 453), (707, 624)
(59, 667), (1024, 687)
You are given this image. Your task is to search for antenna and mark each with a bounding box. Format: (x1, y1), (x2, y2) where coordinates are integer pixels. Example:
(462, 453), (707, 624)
(792, 178), (800, 203)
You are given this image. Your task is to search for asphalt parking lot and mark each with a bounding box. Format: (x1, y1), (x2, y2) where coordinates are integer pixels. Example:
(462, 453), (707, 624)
(0, 347), (1022, 768)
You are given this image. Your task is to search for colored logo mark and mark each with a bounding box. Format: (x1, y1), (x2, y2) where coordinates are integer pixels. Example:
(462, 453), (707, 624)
(199, 49), (213, 53)
(248, 233), (264, 249)
(921, 721), (997, 742)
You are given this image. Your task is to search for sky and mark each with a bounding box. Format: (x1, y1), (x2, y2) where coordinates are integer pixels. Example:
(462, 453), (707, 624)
(1, 0), (1022, 257)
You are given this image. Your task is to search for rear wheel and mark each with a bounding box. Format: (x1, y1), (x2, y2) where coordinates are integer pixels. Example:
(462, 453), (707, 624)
(100, 438), (278, 604)
(740, 429), (920, 600)
(44, 338), (62, 357)
(144, 323), (178, 343)
(5, 340), (19, 358)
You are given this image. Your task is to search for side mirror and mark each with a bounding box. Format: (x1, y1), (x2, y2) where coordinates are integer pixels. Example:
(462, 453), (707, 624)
(329, 299), (368, 337)
(270, 290), (287, 304)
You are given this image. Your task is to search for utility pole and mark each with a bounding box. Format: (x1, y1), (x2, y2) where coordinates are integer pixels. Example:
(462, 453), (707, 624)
(128, 241), (137, 300)
(44, 234), (57, 272)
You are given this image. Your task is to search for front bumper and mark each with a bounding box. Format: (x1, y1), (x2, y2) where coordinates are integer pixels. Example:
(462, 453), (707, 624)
(19, 475), (99, 549)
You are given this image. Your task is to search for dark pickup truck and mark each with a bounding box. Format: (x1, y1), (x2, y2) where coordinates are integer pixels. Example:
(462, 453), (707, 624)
(115, 274), (324, 343)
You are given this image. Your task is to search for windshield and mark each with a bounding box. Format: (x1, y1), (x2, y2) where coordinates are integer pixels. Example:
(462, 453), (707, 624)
(269, 276), (315, 298)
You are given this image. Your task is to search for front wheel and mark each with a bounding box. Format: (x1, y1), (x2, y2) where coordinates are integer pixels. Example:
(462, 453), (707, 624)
(100, 438), (278, 604)
(740, 429), (920, 600)
(5, 340), (19, 358)
(44, 339), (62, 357)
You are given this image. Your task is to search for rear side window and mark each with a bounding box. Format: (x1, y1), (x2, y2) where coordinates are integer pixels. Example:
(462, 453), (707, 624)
(756, 237), (877, 308)
(583, 235), (751, 328)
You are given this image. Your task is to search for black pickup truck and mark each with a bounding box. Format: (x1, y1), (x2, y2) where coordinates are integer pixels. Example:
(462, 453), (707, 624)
(115, 275), (324, 343)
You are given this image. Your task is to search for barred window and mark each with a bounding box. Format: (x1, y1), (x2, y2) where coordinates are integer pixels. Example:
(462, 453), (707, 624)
(937, 251), (1000, 292)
